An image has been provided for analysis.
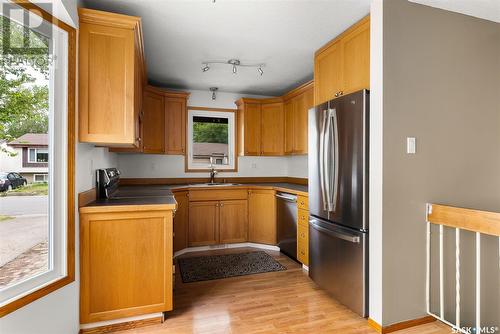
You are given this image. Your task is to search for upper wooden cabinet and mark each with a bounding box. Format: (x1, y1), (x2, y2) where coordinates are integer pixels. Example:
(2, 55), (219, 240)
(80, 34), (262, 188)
(283, 81), (314, 155)
(142, 89), (165, 154)
(164, 96), (187, 155)
(314, 15), (370, 104)
(236, 98), (284, 156)
(260, 102), (284, 156)
(78, 8), (145, 146)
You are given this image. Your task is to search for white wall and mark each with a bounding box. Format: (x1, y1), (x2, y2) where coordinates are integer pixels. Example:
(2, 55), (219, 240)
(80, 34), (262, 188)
(117, 89), (309, 179)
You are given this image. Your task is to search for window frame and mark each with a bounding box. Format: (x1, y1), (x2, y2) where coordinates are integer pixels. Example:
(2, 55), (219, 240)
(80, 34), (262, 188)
(33, 173), (49, 183)
(0, 1), (75, 318)
(28, 147), (49, 163)
(185, 107), (238, 173)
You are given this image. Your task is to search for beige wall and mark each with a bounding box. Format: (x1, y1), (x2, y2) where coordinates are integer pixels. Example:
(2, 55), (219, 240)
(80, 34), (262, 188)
(379, 0), (500, 325)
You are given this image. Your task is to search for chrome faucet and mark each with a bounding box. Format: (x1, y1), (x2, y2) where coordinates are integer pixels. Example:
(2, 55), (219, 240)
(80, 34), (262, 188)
(209, 167), (218, 184)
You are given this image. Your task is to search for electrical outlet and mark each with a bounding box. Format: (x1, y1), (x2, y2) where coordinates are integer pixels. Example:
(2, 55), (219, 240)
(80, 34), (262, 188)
(251, 163), (257, 169)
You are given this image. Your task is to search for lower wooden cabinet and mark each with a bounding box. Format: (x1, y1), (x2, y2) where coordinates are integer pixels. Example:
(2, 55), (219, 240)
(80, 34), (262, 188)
(79, 208), (173, 323)
(188, 201), (219, 246)
(248, 189), (277, 245)
(219, 200), (248, 243)
(188, 199), (248, 246)
(173, 191), (188, 252)
(297, 223), (309, 266)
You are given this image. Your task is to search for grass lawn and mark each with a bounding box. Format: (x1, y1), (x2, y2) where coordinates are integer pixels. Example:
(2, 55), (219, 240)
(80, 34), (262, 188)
(0, 215), (14, 222)
(2, 183), (48, 196)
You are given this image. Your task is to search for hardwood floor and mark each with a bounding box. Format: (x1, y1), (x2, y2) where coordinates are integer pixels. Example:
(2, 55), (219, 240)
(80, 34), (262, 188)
(113, 247), (452, 334)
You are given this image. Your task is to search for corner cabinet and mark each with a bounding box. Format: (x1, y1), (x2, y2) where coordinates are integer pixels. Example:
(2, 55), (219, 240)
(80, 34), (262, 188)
(314, 15), (370, 105)
(78, 8), (146, 147)
(236, 98), (284, 156)
(283, 82), (314, 155)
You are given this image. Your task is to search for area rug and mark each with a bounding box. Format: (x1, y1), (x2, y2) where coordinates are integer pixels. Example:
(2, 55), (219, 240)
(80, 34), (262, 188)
(177, 251), (287, 283)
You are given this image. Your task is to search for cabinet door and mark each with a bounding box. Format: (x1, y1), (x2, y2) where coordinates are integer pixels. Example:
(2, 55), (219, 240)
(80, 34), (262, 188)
(219, 200), (248, 244)
(165, 97), (186, 155)
(80, 210), (173, 323)
(173, 191), (189, 252)
(314, 40), (343, 105)
(188, 201), (219, 246)
(293, 88), (314, 154)
(261, 102), (284, 156)
(243, 103), (262, 155)
(297, 224), (309, 266)
(79, 22), (136, 145)
(341, 18), (370, 95)
(248, 190), (276, 245)
(142, 90), (165, 154)
(284, 100), (295, 155)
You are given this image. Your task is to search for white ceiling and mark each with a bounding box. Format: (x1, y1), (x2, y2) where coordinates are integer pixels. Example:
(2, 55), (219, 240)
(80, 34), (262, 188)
(79, 0), (370, 96)
(409, 0), (500, 23)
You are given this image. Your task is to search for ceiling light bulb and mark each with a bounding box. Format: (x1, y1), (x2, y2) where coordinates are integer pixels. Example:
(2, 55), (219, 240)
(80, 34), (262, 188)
(258, 67), (263, 76)
(232, 64), (237, 74)
(202, 64), (210, 72)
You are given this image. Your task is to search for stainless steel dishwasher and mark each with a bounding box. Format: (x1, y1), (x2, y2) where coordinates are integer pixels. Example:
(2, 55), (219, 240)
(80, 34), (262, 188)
(276, 192), (298, 261)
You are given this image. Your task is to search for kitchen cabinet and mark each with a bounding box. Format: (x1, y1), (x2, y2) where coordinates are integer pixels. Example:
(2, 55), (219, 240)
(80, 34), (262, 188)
(235, 98), (284, 156)
(142, 89), (165, 153)
(248, 189), (277, 245)
(219, 200), (248, 243)
(79, 207), (173, 323)
(283, 82), (314, 155)
(314, 15), (370, 104)
(296, 196), (309, 266)
(173, 191), (188, 252)
(188, 189), (248, 246)
(261, 103), (284, 155)
(164, 97), (187, 155)
(78, 8), (145, 147)
(188, 201), (219, 246)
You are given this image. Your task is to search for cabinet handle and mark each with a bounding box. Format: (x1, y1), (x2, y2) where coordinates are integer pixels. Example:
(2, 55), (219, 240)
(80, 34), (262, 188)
(339, 91), (344, 96)
(136, 137), (142, 142)
(220, 203), (224, 207)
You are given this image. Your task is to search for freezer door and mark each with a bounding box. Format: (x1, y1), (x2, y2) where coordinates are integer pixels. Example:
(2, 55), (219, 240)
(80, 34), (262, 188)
(309, 217), (368, 317)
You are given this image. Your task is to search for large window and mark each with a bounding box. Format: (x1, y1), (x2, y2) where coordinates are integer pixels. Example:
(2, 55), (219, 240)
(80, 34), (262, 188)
(187, 109), (236, 171)
(0, 1), (75, 316)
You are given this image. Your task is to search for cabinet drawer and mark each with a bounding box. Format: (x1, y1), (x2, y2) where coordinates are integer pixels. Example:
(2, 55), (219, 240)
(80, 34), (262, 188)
(297, 224), (309, 266)
(188, 189), (248, 202)
(298, 208), (309, 227)
(297, 195), (308, 210)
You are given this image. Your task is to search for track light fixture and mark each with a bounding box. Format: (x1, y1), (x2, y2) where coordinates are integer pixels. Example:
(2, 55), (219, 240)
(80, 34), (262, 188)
(210, 87), (218, 100)
(201, 59), (265, 76)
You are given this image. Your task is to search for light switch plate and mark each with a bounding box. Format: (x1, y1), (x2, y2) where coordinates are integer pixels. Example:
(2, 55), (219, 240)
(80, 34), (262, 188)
(407, 137), (416, 154)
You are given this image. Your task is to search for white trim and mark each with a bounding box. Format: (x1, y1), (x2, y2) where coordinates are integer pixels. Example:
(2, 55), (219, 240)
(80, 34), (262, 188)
(33, 173), (49, 182)
(302, 264), (309, 271)
(439, 224), (444, 318)
(455, 228), (461, 329)
(79, 313), (163, 330)
(426, 220), (431, 314)
(186, 109), (235, 171)
(173, 243), (280, 258)
(475, 232), (481, 332)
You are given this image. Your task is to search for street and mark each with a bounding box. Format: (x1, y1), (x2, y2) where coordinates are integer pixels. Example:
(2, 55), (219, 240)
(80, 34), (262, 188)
(0, 195), (49, 267)
(0, 195), (48, 216)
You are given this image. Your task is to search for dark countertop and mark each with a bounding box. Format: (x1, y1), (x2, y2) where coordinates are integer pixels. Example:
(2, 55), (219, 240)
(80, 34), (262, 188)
(84, 185), (176, 208)
(82, 183), (307, 210)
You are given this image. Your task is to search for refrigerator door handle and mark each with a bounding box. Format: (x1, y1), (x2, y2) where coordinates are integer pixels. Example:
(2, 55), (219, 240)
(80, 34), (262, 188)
(324, 109), (333, 211)
(319, 109), (328, 211)
(309, 219), (360, 243)
(330, 108), (339, 212)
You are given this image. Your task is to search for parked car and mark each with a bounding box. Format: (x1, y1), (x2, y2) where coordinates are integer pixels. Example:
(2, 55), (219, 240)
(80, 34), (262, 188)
(0, 172), (27, 192)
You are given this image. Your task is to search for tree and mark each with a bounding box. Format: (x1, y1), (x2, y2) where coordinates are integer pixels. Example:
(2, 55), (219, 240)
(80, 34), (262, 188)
(0, 14), (49, 145)
(193, 122), (228, 144)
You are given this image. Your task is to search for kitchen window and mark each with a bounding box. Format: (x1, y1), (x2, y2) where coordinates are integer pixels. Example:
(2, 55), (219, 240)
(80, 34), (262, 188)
(0, 2), (75, 317)
(187, 108), (236, 171)
(28, 148), (49, 163)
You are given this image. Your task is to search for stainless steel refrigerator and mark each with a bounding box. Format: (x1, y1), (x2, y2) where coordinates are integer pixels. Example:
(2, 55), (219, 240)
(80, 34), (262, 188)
(308, 89), (369, 317)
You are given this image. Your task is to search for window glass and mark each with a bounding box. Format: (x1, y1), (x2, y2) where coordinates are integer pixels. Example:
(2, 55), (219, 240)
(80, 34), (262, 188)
(0, 2), (69, 307)
(187, 110), (235, 170)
